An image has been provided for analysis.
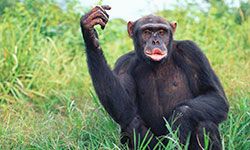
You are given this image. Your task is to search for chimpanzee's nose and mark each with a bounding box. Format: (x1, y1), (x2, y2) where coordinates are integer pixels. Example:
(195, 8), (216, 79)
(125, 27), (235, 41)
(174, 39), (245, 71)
(152, 40), (160, 45)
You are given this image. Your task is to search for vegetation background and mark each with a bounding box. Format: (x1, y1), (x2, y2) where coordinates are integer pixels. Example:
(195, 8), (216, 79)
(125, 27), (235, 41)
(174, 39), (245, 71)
(0, 0), (249, 149)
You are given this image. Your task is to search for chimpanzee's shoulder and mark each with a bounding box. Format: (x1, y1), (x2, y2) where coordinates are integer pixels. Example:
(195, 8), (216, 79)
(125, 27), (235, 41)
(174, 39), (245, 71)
(174, 40), (204, 54)
(173, 40), (212, 72)
(113, 51), (136, 74)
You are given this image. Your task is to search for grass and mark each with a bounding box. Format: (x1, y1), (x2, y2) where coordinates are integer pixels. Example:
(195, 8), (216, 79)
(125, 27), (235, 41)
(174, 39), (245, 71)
(0, 0), (249, 149)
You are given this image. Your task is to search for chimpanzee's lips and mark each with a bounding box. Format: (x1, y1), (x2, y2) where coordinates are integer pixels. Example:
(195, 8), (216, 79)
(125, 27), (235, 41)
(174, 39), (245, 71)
(145, 48), (167, 61)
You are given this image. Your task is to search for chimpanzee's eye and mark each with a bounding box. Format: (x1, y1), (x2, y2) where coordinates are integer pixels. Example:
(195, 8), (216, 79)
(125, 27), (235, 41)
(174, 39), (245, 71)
(158, 29), (166, 36)
(144, 30), (152, 35)
(143, 29), (152, 39)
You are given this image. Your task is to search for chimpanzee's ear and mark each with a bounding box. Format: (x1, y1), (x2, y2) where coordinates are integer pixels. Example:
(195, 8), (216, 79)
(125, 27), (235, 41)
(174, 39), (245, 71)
(127, 21), (134, 38)
(170, 21), (177, 33)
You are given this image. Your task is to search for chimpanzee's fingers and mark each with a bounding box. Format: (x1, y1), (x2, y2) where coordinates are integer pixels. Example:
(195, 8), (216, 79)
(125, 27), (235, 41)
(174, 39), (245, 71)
(93, 11), (108, 23)
(80, 5), (110, 30)
(89, 18), (106, 29)
(101, 5), (111, 10)
(88, 10), (108, 23)
(96, 5), (110, 19)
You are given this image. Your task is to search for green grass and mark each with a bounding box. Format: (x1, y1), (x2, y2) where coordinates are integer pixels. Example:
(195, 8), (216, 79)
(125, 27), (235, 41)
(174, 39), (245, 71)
(0, 0), (249, 149)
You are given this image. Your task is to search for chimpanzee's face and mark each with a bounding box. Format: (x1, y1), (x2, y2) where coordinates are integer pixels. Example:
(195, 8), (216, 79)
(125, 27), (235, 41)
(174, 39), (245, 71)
(128, 15), (176, 63)
(139, 23), (171, 62)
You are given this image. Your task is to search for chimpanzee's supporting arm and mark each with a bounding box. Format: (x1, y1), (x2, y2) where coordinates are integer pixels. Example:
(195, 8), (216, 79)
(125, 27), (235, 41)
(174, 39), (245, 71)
(172, 40), (229, 123)
(171, 40), (229, 148)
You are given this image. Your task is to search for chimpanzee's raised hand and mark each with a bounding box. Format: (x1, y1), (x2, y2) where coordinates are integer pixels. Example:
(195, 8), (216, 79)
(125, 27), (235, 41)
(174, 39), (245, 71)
(80, 5), (111, 48)
(81, 5), (111, 30)
(79, 5), (139, 127)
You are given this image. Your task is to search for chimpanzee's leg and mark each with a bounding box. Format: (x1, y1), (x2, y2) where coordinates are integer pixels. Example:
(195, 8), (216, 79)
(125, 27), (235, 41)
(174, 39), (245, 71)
(169, 106), (222, 150)
(189, 121), (222, 150)
(120, 116), (159, 149)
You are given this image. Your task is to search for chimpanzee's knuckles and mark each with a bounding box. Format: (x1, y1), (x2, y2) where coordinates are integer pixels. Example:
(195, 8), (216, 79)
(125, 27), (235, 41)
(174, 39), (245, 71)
(96, 12), (109, 25)
(80, 15), (86, 27)
(94, 18), (106, 27)
(96, 6), (110, 18)
(89, 6), (103, 14)
(80, 16), (89, 29)
(80, 14), (96, 30)
(176, 105), (190, 113)
(81, 18), (104, 30)
(80, 5), (110, 30)
(173, 105), (192, 118)
(93, 6), (100, 11)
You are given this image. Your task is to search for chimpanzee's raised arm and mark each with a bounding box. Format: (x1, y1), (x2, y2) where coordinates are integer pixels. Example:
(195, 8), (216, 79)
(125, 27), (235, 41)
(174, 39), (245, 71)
(80, 5), (137, 127)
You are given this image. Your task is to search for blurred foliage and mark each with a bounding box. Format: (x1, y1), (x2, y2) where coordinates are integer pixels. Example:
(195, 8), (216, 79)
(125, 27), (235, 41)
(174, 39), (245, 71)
(0, 0), (249, 149)
(0, 0), (19, 15)
(235, 1), (250, 24)
(207, 0), (250, 24)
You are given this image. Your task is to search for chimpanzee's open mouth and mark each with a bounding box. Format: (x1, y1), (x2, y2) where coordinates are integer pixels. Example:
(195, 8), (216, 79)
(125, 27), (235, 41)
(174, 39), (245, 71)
(145, 48), (167, 61)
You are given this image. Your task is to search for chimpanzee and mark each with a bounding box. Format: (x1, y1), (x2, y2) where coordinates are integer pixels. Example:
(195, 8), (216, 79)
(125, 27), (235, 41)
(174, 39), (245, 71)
(80, 5), (229, 150)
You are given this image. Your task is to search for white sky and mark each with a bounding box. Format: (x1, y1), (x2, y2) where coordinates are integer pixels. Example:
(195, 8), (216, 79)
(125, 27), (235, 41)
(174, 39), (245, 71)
(78, 0), (243, 21)
(80, 0), (176, 21)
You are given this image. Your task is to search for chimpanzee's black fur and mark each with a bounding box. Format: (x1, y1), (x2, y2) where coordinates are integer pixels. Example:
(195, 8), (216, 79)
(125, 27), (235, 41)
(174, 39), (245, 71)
(80, 13), (229, 150)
